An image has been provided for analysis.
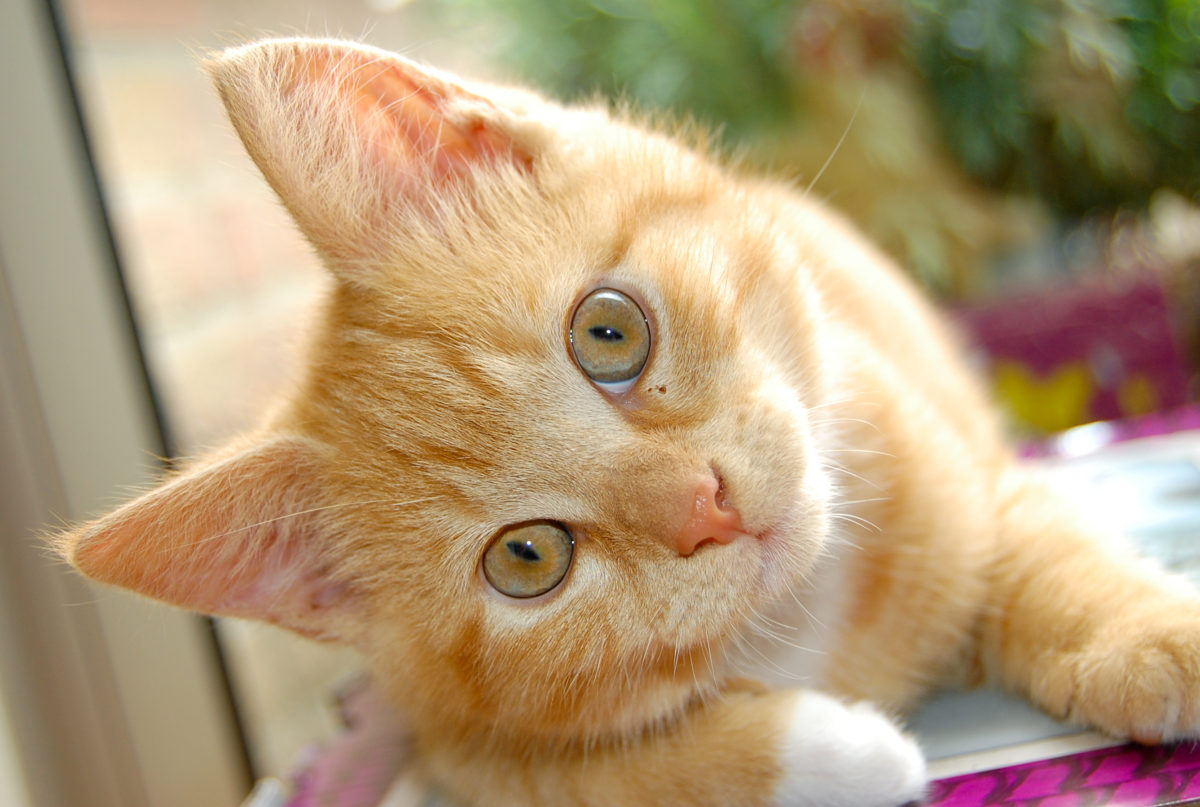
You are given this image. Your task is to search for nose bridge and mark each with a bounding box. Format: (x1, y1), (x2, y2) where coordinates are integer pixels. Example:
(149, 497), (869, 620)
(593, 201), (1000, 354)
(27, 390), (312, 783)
(607, 438), (755, 556)
(605, 439), (698, 533)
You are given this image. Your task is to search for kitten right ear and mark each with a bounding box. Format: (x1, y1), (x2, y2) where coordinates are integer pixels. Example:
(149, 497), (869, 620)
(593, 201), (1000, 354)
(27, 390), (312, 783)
(206, 38), (543, 269)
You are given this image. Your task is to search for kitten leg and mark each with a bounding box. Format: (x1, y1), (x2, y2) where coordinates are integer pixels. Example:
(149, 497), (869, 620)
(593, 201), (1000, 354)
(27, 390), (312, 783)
(425, 683), (926, 807)
(983, 472), (1200, 743)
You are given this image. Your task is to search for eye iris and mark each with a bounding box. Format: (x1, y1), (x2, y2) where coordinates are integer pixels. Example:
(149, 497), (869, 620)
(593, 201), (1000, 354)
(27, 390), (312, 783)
(570, 289), (650, 385)
(484, 523), (574, 599)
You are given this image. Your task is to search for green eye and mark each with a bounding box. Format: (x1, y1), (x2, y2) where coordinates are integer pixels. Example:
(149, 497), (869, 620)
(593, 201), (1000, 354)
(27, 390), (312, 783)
(570, 288), (651, 389)
(482, 522), (574, 599)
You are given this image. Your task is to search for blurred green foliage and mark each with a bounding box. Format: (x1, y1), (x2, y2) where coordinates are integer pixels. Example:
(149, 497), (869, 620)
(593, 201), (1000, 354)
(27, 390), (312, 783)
(443, 0), (1200, 219)
(453, 0), (804, 137)
(913, 0), (1200, 216)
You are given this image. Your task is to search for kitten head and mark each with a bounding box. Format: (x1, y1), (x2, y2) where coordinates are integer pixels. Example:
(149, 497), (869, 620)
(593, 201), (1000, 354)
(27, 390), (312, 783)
(55, 39), (837, 743)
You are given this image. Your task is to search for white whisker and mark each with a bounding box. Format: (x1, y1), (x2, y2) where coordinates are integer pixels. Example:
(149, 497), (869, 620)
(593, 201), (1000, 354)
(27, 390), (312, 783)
(824, 447), (896, 459)
(802, 90), (865, 198)
(830, 512), (882, 533)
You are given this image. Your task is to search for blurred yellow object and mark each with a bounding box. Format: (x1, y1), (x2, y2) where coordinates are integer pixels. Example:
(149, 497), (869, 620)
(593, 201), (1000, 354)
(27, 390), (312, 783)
(993, 361), (1093, 434)
(1118, 374), (1160, 418)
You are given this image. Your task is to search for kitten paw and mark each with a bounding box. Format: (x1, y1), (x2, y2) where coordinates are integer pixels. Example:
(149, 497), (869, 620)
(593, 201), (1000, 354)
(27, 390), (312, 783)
(773, 691), (926, 807)
(1041, 613), (1200, 743)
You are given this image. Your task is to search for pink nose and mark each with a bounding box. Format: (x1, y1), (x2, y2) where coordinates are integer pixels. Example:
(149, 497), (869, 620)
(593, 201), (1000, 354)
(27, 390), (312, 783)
(673, 474), (754, 556)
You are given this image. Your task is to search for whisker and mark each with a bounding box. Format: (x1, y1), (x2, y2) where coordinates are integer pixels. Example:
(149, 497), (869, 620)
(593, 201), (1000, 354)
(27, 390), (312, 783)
(750, 625), (822, 655)
(703, 636), (718, 683)
(731, 631), (808, 681)
(809, 416), (885, 433)
(829, 512), (882, 533)
(836, 496), (891, 508)
(828, 465), (885, 491)
(752, 610), (801, 634)
(823, 447), (896, 459)
(802, 89), (865, 198)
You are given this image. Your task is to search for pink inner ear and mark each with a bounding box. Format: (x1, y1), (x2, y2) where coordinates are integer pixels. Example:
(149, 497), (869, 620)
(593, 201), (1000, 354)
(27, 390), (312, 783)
(211, 526), (358, 640)
(69, 439), (357, 640)
(297, 46), (532, 182)
(74, 502), (350, 639)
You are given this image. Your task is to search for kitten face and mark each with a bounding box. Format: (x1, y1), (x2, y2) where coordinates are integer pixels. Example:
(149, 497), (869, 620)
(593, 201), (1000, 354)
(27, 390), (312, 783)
(296, 131), (836, 737)
(60, 38), (837, 744)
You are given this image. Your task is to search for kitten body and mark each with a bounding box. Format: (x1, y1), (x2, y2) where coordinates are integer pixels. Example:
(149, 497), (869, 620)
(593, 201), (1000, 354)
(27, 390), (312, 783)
(56, 39), (1200, 807)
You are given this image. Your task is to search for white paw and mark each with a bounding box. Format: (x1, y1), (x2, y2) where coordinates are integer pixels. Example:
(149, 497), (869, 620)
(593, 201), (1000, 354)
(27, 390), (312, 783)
(773, 691), (926, 807)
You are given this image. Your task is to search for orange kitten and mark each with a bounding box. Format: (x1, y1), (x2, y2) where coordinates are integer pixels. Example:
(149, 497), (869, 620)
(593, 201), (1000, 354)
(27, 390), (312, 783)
(54, 38), (1200, 807)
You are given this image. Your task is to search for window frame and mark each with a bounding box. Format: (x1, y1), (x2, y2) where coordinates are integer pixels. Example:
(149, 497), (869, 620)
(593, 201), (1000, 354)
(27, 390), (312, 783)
(0, 1), (251, 805)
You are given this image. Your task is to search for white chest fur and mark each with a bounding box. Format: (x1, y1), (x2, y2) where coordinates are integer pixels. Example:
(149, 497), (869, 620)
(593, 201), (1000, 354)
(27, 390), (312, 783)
(733, 534), (857, 690)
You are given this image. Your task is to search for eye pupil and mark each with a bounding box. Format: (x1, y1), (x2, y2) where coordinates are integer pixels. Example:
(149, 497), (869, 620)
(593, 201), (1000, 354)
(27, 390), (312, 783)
(589, 325), (623, 342)
(507, 540), (541, 562)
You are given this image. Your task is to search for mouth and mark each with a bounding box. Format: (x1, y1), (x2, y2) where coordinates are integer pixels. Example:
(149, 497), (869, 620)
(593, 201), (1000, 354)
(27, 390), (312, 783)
(752, 513), (824, 601)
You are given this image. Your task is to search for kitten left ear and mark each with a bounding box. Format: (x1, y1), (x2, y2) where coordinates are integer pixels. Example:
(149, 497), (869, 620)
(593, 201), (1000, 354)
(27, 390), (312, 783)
(54, 435), (361, 642)
(206, 38), (544, 268)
